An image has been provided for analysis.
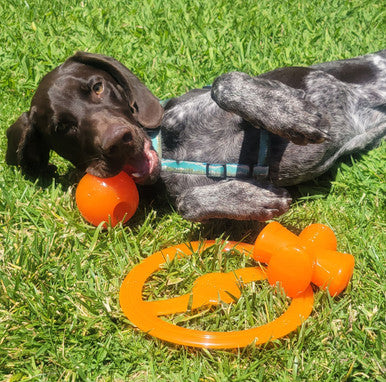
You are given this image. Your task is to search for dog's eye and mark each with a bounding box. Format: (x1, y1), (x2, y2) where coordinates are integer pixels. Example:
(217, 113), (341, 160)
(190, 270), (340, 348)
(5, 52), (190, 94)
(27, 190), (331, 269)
(54, 122), (77, 134)
(54, 123), (70, 134)
(92, 82), (104, 95)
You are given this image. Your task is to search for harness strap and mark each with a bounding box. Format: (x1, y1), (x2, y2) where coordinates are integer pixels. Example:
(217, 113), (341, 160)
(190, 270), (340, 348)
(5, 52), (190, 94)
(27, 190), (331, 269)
(147, 127), (269, 180)
(150, 94), (270, 180)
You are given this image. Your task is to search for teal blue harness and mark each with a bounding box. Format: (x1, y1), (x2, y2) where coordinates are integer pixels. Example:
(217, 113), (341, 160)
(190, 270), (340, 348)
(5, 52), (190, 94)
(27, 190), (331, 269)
(147, 128), (269, 179)
(149, 96), (270, 180)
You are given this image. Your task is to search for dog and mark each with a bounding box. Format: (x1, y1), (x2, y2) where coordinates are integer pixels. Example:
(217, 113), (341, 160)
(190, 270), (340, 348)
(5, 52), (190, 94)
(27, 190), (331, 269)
(6, 51), (386, 221)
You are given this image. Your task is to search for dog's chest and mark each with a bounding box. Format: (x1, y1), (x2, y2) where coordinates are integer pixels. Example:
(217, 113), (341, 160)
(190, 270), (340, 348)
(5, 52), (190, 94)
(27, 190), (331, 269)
(161, 92), (261, 165)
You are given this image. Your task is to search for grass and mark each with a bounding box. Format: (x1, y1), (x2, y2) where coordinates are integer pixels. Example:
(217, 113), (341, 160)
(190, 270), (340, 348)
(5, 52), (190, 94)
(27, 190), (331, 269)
(0, 0), (385, 380)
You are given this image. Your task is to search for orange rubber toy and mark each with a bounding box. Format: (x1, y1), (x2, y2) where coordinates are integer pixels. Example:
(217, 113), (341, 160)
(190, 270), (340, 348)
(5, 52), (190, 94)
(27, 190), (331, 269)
(120, 223), (355, 348)
(76, 172), (139, 227)
(120, 241), (314, 349)
(253, 222), (355, 297)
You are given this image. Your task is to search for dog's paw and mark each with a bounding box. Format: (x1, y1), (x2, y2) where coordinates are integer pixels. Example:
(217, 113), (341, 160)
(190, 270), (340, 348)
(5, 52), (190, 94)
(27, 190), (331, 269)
(176, 181), (292, 222)
(280, 103), (331, 145)
(249, 193), (292, 221)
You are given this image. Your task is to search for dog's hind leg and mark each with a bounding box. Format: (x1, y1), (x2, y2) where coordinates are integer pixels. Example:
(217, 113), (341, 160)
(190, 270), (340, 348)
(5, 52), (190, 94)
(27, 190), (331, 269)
(211, 71), (330, 145)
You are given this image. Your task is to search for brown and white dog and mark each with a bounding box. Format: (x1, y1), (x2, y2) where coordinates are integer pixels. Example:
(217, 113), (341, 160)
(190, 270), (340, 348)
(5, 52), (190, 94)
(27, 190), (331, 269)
(6, 51), (386, 221)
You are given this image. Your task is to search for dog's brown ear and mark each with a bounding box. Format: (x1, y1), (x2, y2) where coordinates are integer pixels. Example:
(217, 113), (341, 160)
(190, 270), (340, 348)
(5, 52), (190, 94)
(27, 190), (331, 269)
(6, 108), (50, 176)
(68, 51), (163, 129)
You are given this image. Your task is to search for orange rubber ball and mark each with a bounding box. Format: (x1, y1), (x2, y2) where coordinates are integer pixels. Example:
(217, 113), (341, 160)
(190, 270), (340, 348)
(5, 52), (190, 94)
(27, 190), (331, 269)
(75, 172), (139, 227)
(267, 246), (313, 298)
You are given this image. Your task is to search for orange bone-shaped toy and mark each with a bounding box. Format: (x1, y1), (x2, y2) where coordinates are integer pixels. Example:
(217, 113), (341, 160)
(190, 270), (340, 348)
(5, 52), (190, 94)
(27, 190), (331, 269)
(120, 223), (353, 349)
(253, 222), (355, 297)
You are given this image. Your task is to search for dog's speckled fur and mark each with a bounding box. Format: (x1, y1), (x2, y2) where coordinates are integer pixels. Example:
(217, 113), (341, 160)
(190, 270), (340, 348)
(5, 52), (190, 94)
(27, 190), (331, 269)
(6, 51), (386, 221)
(160, 51), (385, 221)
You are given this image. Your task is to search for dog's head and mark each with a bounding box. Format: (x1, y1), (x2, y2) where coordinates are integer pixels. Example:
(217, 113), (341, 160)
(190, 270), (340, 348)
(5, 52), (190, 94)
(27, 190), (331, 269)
(6, 52), (164, 184)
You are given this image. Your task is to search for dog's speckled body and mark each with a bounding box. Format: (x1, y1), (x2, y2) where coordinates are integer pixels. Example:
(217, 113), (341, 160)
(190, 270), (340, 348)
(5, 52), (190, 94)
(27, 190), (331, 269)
(6, 51), (386, 221)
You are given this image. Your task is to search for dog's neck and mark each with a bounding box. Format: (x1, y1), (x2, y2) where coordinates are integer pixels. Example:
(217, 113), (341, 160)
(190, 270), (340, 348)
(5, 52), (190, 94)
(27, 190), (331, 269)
(146, 127), (270, 180)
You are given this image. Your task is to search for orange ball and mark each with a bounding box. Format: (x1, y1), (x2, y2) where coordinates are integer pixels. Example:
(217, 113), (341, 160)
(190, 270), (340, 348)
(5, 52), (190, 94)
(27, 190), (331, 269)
(75, 172), (139, 227)
(267, 246), (313, 298)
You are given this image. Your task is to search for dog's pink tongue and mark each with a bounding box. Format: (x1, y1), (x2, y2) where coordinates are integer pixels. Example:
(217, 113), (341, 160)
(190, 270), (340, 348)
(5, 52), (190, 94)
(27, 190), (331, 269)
(123, 141), (159, 183)
(123, 162), (149, 180)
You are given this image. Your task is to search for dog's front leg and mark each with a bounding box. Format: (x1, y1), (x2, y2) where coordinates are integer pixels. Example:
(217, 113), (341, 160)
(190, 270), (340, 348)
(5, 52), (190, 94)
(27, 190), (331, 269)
(211, 71), (330, 145)
(176, 179), (291, 222)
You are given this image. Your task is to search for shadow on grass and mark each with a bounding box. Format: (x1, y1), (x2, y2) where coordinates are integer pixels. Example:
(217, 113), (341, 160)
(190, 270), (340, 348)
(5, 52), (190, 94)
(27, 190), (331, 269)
(18, 163), (83, 190)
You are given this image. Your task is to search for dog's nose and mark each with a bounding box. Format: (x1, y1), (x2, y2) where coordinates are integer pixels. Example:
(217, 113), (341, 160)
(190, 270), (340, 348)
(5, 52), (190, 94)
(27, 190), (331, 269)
(101, 128), (133, 155)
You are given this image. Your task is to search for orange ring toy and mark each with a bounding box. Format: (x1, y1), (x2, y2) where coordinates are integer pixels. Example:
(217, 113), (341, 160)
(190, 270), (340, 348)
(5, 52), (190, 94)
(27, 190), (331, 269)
(120, 241), (314, 349)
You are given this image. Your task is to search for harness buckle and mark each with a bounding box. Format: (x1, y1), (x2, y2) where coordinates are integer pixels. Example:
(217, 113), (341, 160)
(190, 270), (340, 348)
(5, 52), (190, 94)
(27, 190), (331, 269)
(206, 164), (227, 178)
(252, 165), (269, 179)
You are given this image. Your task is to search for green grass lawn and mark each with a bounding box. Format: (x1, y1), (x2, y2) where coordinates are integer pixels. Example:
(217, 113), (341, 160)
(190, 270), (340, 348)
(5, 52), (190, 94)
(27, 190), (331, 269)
(0, 0), (385, 380)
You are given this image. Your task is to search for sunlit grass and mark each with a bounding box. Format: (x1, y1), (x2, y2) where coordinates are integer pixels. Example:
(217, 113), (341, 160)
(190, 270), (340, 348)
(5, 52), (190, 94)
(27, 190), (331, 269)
(0, 0), (385, 380)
